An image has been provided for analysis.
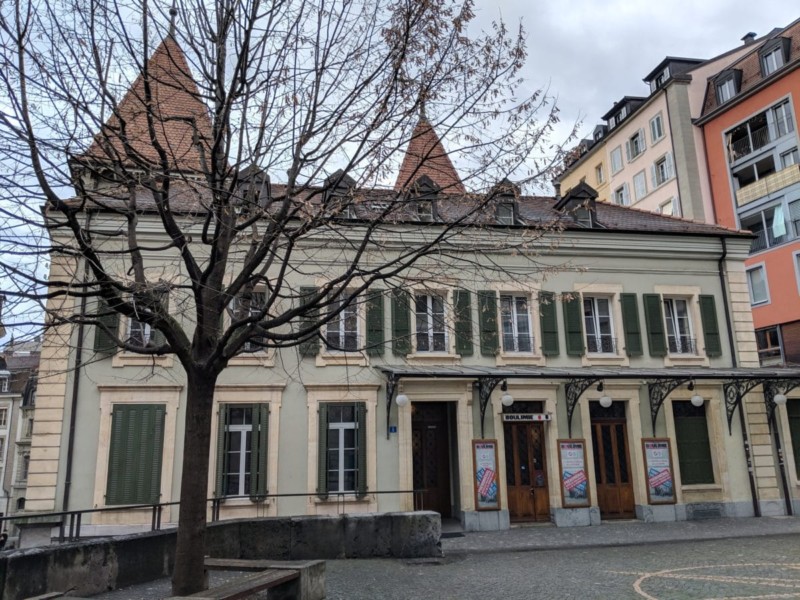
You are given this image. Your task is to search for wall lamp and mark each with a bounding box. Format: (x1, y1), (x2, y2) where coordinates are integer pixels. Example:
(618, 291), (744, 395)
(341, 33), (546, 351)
(501, 381), (514, 407)
(597, 382), (613, 408)
(688, 381), (704, 408)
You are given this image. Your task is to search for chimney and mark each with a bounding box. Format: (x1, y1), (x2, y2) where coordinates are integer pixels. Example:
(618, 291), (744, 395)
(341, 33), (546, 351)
(741, 32), (757, 45)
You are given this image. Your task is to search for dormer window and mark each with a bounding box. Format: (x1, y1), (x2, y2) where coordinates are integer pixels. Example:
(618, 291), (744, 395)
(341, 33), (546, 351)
(760, 38), (790, 77)
(715, 70), (741, 105)
(496, 202), (515, 225)
(0, 376), (8, 393)
(324, 170), (356, 216)
(654, 67), (669, 89)
(417, 200), (434, 222)
(409, 175), (439, 222)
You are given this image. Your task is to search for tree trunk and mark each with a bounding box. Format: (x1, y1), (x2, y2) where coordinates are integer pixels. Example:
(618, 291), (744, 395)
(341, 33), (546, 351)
(172, 368), (217, 596)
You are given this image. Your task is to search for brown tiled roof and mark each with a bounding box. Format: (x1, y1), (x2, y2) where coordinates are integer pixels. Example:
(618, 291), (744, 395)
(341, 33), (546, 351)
(701, 19), (800, 116)
(394, 118), (466, 194)
(80, 37), (213, 172)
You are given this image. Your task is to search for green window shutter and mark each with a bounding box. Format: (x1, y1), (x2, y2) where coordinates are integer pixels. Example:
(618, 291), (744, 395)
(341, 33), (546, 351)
(250, 403), (269, 501)
(150, 293), (169, 348)
(620, 294), (643, 357)
(106, 404), (165, 505)
(539, 291), (559, 356)
(365, 290), (385, 356)
(562, 292), (584, 356)
(94, 299), (120, 355)
(299, 286), (320, 357)
(787, 401), (800, 479)
(215, 405), (230, 497)
(673, 403), (714, 484)
(477, 290), (498, 357)
(317, 404), (330, 500)
(699, 295), (722, 358)
(454, 289), (474, 357)
(355, 402), (368, 498)
(643, 294), (667, 357)
(391, 289), (411, 356)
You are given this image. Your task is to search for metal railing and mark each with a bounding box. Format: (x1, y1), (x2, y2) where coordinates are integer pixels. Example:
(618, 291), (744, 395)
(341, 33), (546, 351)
(668, 337), (697, 355)
(501, 334), (535, 353)
(586, 336), (617, 354)
(0, 489), (422, 544)
(730, 125), (773, 162)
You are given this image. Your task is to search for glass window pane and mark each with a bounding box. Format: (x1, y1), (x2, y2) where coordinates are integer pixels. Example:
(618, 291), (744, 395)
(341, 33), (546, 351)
(343, 471), (356, 492)
(343, 428), (356, 448)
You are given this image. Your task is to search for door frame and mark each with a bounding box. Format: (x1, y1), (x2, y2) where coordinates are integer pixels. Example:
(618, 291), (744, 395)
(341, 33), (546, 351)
(397, 380), (473, 514)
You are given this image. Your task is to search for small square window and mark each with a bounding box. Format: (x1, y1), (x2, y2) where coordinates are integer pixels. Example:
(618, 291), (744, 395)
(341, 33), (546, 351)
(746, 265), (769, 305)
(496, 202), (515, 225)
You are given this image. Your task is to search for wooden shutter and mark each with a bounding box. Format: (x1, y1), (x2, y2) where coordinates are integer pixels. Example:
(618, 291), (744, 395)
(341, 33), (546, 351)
(620, 294), (643, 356)
(365, 290), (385, 356)
(453, 290), (473, 356)
(562, 292), (584, 356)
(250, 403), (269, 500)
(299, 286), (320, 357)
(214, 405), (230, 498)
(106, 404), (165, 505)
(674, 404), (714, 484)
(539, 291), (559, 356)
(477, 291), (498, 357)
(698, 295), (722, 358)
(93, 299), (120, 355)
(355, 402), (368, 498)
(643, 294), (667, 357)
(317, 404), (329, 499)
(391, 289), (411, 356)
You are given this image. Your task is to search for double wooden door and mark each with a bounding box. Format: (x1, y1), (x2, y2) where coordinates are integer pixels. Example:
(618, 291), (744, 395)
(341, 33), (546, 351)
(590, 402), (634, 519)
(412, 402), (452, 518)
(504, 421), (550, 522)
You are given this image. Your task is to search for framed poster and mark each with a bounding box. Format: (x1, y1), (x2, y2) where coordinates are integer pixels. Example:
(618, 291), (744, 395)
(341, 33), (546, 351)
(642, 438), (676, 505)
(557, 439), (590, 508)
(472, 439), (501, 511)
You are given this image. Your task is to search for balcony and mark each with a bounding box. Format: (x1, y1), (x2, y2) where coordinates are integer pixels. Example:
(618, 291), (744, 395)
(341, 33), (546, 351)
(729, 125), (773, 163)
(736, 164), (800, 207)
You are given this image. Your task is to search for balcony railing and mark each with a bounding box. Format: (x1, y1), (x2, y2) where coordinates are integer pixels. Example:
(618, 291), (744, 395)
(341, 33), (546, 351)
(668, 337), (697, 355)
(586, 335), (617, 354)
(502, 334), (535, 353)
(729, 126), (773, 163)
(737, 164), (800, 207)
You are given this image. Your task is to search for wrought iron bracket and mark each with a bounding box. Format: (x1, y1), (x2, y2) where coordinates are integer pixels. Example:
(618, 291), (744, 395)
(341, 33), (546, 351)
(475, 377), (504, 438)
(565, 377), (602, 438)
(385, 373), (400, 439)
(763, 379), (800, 424)
(647, 378), (691, 435)
(723, 379), (766, 435)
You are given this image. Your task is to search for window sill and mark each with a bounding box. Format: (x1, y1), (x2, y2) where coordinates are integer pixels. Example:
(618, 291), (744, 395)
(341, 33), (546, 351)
(315, 352), (368, 367)
(215, 496), (274, 507)
(112, 354), (174, 369)
(680, 483), (720, 492)
(229, 353), (275, 367)
(407, 353), (461, 366)
(312, 494), (373, 504)
(581, 354), (629, 367)
(496, 353), (545, 367)
(664, 354), (709, 368)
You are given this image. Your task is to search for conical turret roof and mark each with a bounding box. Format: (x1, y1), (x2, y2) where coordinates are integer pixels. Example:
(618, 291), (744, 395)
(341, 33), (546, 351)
(394, 117), (465, 194)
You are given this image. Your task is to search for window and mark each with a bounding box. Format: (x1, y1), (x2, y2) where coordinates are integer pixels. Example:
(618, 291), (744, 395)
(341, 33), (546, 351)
(326, 297), (359, 352)
(127, 318), (151, 346)
(626, 129), (646, 161)
(633, 171), (648, 201)
(415, 293), (447, 352)
(319, 403), (366, 496)
(650, 113), (664, 143)
(610, 146), (623, 174)
(652, 153), (674, 187)
(215, 404), (268, 498)
(229, 291), (268, 353)
(773, 101), (794, 138)
(583, 297), (615, 353)
(658, 198), (681, 217)
(746, 265), (769, 305)
(613, 183), (630, 206)
(595, 164), (604, 184)
(105, 404), (165, 505)
(663, 298), (695, 354)
(20, 454), (30, 481)
(717, 77), (736, 104)
(787, 400), (800, 478)
(417, 201), (434, 222)
(0, 377), (7, 393)
(761, 46), (784, 76)
(496, 202), (515, 225)
(0, 438), (4, 462)
(781, 148), (799, 168)
(756, 326), (783, 364)
(500, 294), (533, 353)
(673, 401), (714, 484)
(741, 202), (792, 253)
(0, 408), (7, 427)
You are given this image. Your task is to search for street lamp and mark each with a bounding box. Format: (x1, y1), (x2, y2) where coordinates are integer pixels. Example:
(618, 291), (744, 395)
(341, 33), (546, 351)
(501, 381), (514, 407)
(597, 382), (612, 408)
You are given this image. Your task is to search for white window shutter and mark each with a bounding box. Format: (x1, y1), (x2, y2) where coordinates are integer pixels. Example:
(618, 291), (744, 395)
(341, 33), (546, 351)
(639, 128), (646, 150)
(625, 141), (632, 162)
(650, 165), (657, 188)
(666, 153), (674, 178)
(623, 183), (630, 205)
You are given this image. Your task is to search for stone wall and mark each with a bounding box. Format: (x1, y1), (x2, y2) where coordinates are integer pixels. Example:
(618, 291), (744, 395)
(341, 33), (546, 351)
(0, 512), (440, 600)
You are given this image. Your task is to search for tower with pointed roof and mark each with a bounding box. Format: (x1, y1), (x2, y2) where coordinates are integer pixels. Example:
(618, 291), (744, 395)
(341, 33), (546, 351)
(394, 116), (466, 194)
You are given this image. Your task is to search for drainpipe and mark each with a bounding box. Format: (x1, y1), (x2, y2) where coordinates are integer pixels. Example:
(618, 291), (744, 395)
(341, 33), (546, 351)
(718, 236), (760, 517)
(61, 211), (92, 512)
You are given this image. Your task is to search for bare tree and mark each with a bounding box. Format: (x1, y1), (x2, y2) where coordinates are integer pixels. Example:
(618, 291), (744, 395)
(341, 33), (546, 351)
(0, 0), (570, 593)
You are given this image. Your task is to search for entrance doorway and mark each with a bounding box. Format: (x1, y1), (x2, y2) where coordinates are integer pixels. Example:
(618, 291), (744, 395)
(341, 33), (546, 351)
(590, 401), (635, 519)
(504, 420), (550, 521)
(412, 402), (452, 517)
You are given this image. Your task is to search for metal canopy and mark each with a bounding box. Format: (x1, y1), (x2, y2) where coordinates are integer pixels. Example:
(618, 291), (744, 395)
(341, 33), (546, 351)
(378, 365), (800, 439)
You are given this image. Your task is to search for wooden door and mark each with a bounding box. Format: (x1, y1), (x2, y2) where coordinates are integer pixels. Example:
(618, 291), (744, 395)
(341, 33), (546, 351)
(504, 421), (550, 522)
(412, 402), (452, 517)
(590, 403), (634, 519)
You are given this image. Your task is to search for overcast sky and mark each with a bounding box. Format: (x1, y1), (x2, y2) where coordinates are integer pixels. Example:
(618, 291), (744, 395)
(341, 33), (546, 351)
(477, 1), (799, 150)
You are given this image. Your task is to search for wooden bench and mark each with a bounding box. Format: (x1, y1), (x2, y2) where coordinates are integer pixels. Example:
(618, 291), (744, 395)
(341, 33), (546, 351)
(185, 568), (299, 599)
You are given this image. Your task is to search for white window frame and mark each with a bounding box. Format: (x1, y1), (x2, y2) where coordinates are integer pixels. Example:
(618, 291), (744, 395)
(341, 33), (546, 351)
(746, 263), (770, 306)
(583, 296), (616, 355)
(496, 202), (515, 225)
(613, 183), (630, 206)
(626, 129), (646, 162)
(0, 407), (6, 427)
(416, 200), (434, 222)
(762, 46), (783, 76)
(781, 148), (799, 169)
(633, 170), (648, 201)
(610, 146), (623, 174)
(414, 293), (448, 353)
(650, 113), (665, 143)
(658, 198), (680, 217)
(0, 378), (7, 393)
(653, 153), (674, 187)
(326, 405), (358, 494)
(717, 78), (736, 104)
(663, 297), (695, 355)
(325, 296), (360, 353)
(773, 101), (794, 138)
(126, 318), (151, 347)
(595, 163), (604, 185)
(223, 407), (255, 497)
(0, 437), (4, 463)
(499, 294), (533, 353)
(229, 290), (269, 354)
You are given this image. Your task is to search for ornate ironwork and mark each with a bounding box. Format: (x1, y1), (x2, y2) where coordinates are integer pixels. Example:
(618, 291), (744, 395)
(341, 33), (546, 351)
(475, 377), (504, 438)
(565, 377), (602, 438)
(722, 379), (766, 435)
(385, 373), (399, 439)
(764, 379), (800, 423)
(647, 378), (691, 435)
